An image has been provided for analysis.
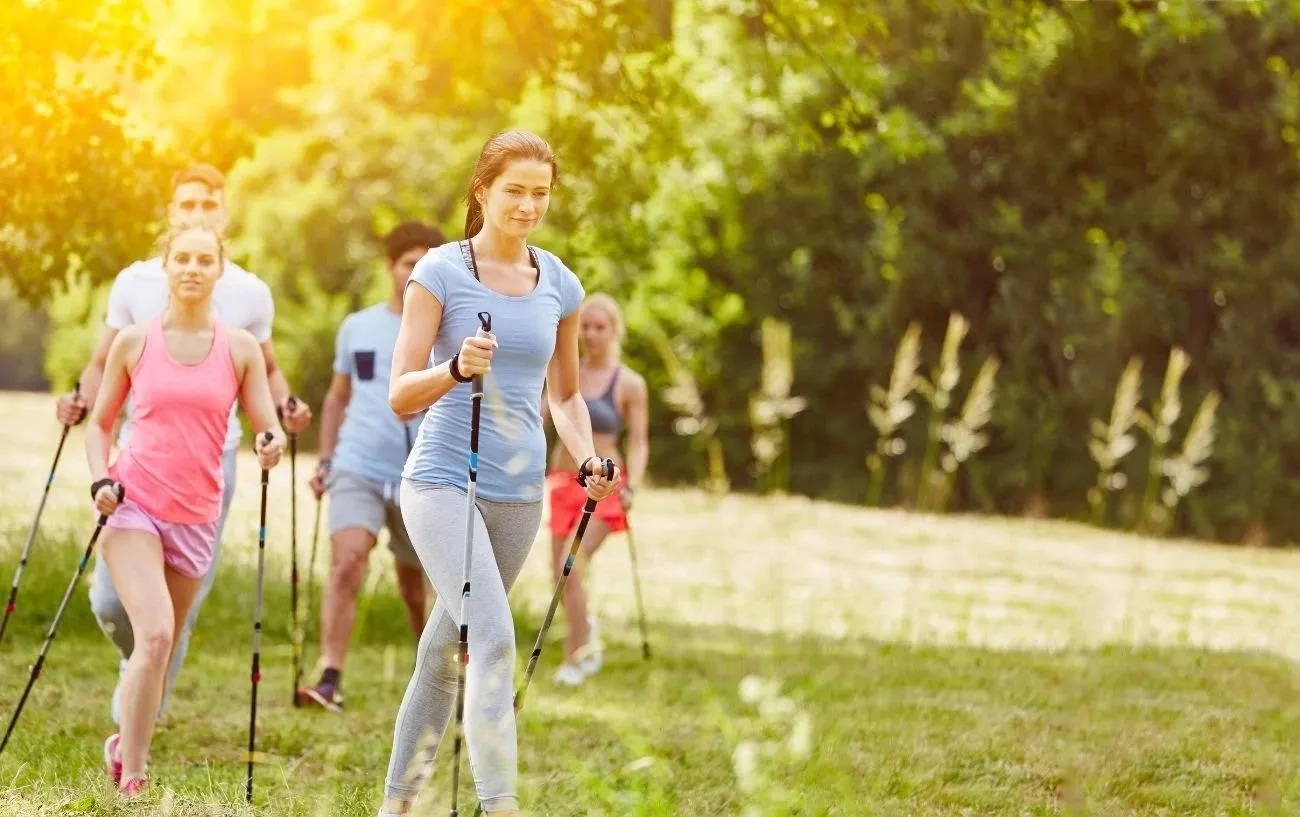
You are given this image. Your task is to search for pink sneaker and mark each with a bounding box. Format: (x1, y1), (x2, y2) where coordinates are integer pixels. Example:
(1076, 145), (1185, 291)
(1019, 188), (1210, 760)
(118, 775), (148, 797)
(103, 734), (122, 784)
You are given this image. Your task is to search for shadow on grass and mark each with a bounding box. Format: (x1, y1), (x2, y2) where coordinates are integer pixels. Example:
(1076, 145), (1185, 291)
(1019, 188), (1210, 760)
(2, 539), (1300, 816)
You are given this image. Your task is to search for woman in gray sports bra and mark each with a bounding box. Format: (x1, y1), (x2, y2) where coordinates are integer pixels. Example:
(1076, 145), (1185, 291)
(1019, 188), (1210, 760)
(543, 292), (650, 686)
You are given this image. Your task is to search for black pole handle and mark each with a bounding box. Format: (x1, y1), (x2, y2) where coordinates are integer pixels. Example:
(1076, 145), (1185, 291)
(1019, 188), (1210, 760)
(469, 312), (493, 396)
(576, 457), (616, 487)
(67, 378), (85, 427)
(90, 479), (127, 503)
(276, 396), (298, 420)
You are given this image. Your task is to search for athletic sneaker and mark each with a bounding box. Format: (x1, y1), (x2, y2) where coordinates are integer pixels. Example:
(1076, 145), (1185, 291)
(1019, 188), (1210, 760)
(103, 733), (122, 784)
(579, 615), (604, 676)
(297, 679), (344, 713)
(554, 615), (606, 686)
(552, 662), (587, 686)
(118, 776), (148, 797)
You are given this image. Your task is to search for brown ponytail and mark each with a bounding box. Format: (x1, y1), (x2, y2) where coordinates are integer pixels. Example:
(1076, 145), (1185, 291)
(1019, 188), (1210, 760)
(464, 129), (558, 239)
(464, 196), (485, 239)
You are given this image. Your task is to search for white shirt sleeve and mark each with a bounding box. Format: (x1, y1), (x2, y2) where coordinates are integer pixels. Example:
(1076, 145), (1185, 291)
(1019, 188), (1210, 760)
(247, 279), (275, 344)
(104, 264), (137, 330)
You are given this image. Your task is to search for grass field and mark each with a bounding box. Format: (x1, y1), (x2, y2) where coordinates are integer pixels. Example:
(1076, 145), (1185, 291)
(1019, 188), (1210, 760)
(1, 389), (1299, 816)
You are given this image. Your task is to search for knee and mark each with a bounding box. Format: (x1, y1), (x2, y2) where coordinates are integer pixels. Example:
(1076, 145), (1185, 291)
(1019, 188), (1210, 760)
(330, 544), (369, 591)
(428, 640), (461, 693)
(136, 625), (175, 666)
(476, 627), (516, 672)
(88, 584), (127, 624)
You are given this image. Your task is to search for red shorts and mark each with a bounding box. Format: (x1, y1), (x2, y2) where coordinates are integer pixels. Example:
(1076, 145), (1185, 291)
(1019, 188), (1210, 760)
(546, 470), (627, 539)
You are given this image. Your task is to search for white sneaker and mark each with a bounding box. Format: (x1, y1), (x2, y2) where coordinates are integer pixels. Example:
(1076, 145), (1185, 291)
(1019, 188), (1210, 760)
(552, 663), (587, 687)
(579, 615), (604, 676)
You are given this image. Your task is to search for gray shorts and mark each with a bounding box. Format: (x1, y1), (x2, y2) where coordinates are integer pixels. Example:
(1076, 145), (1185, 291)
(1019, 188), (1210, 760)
(327, 468), (419, 567)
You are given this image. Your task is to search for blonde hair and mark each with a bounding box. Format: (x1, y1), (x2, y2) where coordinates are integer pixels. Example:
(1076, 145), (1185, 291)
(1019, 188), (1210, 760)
(580, 292), (625, 356)
(156, 223), (225, 267)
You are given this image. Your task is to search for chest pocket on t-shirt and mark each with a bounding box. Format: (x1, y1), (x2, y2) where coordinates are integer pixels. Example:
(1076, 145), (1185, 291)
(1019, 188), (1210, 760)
(354, 350), (376, 381)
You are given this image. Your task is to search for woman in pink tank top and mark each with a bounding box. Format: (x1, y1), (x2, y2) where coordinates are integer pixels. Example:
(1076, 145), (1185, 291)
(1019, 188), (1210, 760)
(84, 224), (287, 798)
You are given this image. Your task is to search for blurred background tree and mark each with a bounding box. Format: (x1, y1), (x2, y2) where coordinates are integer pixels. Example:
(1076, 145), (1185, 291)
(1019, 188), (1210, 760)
(5, 0), (1300, 546)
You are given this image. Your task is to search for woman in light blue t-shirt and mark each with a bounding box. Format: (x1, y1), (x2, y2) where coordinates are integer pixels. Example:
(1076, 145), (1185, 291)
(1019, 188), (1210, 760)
(381, 130), (620, 817)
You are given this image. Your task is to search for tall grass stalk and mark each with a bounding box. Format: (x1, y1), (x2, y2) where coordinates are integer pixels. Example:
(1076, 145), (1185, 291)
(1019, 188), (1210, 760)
(1087, 356), (1142, 526)
(1137, 347), (1190, 532)
(647, 321), (730, 494)
(865, 321), (921, 506)
(750, 317), (807, 494)
(936, 355), (999, 512)
(914, 313), (968, 510)
(1155, 390), (1220, 536)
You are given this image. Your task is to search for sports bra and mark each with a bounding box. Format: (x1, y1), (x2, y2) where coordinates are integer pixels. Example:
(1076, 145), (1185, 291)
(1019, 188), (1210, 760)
(586, 368), (622, 436)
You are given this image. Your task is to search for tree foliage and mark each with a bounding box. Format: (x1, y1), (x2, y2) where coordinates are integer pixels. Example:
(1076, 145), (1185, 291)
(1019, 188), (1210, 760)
(0, 0), (169, 304)
(14, 0), (1300, 544)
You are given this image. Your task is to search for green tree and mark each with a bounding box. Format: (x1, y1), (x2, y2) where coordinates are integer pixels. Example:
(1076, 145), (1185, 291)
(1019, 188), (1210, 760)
(0, 0), (169, 305)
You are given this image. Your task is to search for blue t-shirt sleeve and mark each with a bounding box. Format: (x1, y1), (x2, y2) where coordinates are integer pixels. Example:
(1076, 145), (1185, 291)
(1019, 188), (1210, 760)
(333, 315), (353, 375)
(407, 251), (451, 306)
(557, 257), (585, 319)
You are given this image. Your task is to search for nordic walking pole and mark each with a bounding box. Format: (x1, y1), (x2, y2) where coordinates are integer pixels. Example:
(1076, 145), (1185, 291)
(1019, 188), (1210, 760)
(470, 458), (614, 817)
(515, 458), (613, 714)
(1, 481), (123, 755)
(304, 495), (322, 651)
(624, 513), (652, 660)
(0, 380), (82, 647)
(449, 311), (492, 817)
(281, 397), (304, 707)
(246, 431), (273, 804)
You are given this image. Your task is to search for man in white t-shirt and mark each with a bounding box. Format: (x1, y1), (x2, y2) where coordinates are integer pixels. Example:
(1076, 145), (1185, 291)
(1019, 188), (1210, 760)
(55, 163), (313, 725)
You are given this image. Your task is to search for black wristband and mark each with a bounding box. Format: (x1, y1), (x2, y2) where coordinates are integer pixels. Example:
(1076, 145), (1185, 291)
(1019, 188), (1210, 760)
(449, 354), (471, 384)
(90, 478), (115, 502)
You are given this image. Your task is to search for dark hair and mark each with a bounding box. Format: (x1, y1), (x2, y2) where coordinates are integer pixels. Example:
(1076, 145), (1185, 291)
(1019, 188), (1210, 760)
(157, 223), (226, 267)
(384, 221), (445, 263)
(464, 130), (557, 238)
(170, 163), (226, 194)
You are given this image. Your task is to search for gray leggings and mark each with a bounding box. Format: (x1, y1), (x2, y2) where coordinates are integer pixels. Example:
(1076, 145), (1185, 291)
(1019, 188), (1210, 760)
(386, 480), (543, 813)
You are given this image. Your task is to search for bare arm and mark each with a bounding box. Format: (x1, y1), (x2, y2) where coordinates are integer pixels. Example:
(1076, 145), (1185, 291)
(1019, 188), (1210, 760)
(622, 372), (650, 490)
(389, 284), (461, 416)
(237, 333), (286, 443)
(317, 373), (352, 460)
(259, 339), (293, 406)
(84, 330), (137, 482)
(57, 327), (119, 425)
(79, 327), (118, 407)
(545, 312), (599, 469)
(258, 338), (313, 434)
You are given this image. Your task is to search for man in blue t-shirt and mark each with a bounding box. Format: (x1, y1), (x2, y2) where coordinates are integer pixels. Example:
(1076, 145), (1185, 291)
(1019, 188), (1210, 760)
(297, 221), (443, 712)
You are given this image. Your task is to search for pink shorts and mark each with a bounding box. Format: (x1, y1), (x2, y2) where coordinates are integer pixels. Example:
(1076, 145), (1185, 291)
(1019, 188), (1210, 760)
(104, 498), (219, 580)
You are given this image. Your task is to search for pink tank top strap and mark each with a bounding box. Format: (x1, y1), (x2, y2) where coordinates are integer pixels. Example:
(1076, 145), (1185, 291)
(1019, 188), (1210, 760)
(208, 318), (234, 372)
(131, 314), (167, 375)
